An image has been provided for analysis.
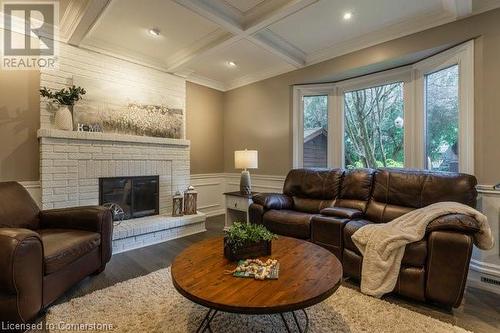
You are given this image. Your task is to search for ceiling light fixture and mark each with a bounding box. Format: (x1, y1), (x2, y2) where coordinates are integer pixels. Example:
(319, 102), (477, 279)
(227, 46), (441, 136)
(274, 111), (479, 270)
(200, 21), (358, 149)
(226, 61), (237, 68)
(343, 12), (352, 21)
(148, 28), (160, 36)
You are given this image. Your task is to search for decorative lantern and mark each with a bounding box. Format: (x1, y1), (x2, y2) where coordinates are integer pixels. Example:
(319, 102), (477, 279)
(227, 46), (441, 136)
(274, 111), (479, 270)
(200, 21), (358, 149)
(183, 185), (198, 215)
(172, 191), (184, 217)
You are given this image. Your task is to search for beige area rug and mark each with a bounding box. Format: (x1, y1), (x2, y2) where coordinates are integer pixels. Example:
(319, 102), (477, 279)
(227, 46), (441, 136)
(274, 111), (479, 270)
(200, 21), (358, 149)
(47, 268), (470, 333)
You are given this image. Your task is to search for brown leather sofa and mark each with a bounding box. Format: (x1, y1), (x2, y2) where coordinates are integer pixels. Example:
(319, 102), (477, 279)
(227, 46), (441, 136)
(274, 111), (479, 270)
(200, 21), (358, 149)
(249, 168), (480, 308)
(0, 182), (113, 324)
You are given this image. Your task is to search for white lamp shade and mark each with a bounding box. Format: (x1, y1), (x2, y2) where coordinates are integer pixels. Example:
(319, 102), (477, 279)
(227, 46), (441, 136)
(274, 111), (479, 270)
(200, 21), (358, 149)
(234, 150), (258, 169)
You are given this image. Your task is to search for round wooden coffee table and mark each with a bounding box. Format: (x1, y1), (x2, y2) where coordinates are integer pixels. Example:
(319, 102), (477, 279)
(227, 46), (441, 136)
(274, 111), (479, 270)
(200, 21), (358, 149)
(171, 236), (342, 332)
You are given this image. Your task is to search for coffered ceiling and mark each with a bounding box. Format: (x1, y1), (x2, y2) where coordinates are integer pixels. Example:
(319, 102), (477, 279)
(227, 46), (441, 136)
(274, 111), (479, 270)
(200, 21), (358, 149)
(59, 0), (500, 91)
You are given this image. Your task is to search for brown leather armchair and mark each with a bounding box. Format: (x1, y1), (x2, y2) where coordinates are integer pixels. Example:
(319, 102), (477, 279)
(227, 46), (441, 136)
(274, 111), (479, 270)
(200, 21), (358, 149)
(0, 182), (113, 324)
(249, 168), (481, 308)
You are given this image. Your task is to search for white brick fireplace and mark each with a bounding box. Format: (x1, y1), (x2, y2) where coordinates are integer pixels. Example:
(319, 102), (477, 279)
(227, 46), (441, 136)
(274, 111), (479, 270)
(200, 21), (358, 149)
(38, 128), (206, 253)
(38, 128), (190, 210)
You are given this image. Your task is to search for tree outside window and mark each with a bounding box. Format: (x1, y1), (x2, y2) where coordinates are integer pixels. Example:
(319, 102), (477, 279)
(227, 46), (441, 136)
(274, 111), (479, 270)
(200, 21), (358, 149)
(344, 82), (404, 169)
(425, 65), (459, 172)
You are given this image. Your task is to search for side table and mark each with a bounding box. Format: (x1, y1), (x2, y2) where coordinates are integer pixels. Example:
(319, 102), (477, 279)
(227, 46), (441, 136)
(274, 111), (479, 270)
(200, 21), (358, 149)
(223, 191), (257, 230)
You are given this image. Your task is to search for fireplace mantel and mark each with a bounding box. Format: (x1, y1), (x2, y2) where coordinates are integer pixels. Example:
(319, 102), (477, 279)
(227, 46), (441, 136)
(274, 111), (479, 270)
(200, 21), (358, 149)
(37, 128), (190, 147)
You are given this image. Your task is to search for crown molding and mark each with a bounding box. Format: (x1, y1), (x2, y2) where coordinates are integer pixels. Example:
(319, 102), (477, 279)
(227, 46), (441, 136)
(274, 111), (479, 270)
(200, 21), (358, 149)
(63, 0), (110, 46)
(470, 0), (500, 15)
(441, 0), (472, 18)
(59, 0), (89, 41)
(79, 37), (171, 73)
(305, 9), (456, 66)
(185, 73), (228, 91)
(45, 0), (500, 93)
(225, 62), (294, 91)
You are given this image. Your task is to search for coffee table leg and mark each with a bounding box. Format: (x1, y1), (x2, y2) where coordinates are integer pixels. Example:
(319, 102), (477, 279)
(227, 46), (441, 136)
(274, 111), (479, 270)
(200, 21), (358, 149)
(196, 309), (218, 333)
(280, 310), (309, 333)
(292, 310), (309, 333)
(280, 313), (293, 333)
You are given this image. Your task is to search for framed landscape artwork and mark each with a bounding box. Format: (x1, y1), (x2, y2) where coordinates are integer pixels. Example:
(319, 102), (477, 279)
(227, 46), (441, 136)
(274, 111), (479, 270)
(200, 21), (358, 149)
(73, 75), (184, 139)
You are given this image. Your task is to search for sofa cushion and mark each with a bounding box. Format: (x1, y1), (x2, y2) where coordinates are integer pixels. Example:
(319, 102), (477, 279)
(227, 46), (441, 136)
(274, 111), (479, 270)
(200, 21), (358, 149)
(39, 229), (101, 274)
(335, 168), (375, 212)
(283, 168), (343, 200)
(292, 197), (334, 213)
(343, 220), (427, 266)
(263, 209), (317, 239)
(366, 169), (477, 223)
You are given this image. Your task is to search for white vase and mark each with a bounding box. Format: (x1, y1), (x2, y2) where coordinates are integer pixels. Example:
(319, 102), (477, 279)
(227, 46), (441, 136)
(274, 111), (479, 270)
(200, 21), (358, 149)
(55, 106), (73, 131)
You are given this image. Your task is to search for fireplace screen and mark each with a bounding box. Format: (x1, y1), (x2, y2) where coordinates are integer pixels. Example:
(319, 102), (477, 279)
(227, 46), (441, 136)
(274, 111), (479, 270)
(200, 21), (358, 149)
(99, 176), (159, 220)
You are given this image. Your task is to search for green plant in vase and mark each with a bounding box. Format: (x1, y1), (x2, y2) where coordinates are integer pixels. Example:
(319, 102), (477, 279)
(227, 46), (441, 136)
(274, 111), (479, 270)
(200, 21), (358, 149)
(224, 222), (277, 261)
(40, 85), (86, 131)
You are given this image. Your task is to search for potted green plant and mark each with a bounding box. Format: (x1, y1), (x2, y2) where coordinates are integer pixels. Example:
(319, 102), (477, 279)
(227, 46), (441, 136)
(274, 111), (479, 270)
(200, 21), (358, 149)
(40, 85), (86, 131)
(224, 222), (277, 261)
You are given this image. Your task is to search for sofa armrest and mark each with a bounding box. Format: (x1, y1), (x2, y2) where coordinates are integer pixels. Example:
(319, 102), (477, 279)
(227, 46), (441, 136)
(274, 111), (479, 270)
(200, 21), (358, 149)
(311, 215), (350, 260)
(252, 193), (293, 210)
(0, 228), (43, 322)
(320, 207), (363, 219)
(249, 203), (265, 225)
(40, 206), (112, 233)
(426, 230), (473, 308)
(426, 214), (480, 234)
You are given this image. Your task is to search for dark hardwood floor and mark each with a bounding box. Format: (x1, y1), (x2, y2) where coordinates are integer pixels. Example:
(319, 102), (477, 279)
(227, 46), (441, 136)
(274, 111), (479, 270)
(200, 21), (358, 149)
(50, 215), (499, 333)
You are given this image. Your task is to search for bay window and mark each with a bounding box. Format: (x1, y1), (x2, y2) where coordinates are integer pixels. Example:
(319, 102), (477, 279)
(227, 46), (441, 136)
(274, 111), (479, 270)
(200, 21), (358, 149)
(293, 41), (474, 174)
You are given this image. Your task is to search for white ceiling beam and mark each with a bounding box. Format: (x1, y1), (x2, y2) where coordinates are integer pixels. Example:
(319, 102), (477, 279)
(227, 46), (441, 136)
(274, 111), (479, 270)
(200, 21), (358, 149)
(169, 0), (315, 71)
(64, 0), (111, 45)
(441, 0), (472, 18)
(244, 0), (319, 34)
(173, 0), (244, 35)
(166, 32), (239, 72)
(252, 29), (305, 67)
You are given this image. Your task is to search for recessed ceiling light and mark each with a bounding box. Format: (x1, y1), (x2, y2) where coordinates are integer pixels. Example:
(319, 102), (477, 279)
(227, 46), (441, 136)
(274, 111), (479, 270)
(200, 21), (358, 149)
(148, 28), (160, 36)
(226, 61), (237, 68)
(343, 12), (352, 20)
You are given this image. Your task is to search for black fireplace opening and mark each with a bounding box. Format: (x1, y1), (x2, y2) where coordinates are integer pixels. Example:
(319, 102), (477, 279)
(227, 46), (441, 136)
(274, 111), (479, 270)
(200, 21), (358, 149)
(99, 176), (159, 220)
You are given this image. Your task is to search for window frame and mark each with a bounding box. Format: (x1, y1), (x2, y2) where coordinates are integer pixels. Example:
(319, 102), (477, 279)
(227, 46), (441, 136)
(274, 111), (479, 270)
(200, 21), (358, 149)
(414, 41), (474, 173)
(292, 40), (474, 173)
(335, 67), (413, 169)
(292, 84), (335, 168)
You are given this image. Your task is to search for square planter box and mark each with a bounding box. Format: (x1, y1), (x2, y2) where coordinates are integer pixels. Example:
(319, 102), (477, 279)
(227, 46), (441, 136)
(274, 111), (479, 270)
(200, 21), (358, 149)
(223, 237), (272, 261)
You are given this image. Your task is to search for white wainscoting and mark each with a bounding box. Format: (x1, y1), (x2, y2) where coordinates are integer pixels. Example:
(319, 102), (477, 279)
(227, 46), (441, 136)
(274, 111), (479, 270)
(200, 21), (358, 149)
(190, 174), (227, 217)
(190, 173), (286, 217)
(469, 186), (500, 294)
(19, 173), (286, 216)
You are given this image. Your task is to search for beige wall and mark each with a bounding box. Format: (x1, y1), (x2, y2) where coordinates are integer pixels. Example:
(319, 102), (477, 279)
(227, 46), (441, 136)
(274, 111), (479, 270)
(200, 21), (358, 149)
(2, 9), (500, 184)
(0, 70), (40, 182)
(223, 9), (500, 184)
(186, 81), (225, 174)
(0, 76), (225, 183)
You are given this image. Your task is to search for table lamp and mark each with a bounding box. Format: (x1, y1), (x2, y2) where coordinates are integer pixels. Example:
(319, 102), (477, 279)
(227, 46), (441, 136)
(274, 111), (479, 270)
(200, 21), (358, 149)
(234, 149), (258, 195)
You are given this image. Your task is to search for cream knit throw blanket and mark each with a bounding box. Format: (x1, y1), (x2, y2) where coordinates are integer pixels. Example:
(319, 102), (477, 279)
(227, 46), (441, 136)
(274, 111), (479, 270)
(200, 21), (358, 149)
(351, 202), (494, 298)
